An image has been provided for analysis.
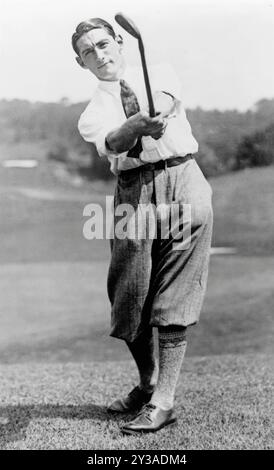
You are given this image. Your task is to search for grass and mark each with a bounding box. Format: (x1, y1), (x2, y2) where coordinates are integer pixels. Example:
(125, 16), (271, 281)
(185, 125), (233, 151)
(0, 257), (273, 363)
(211, 166), (274, 254)
(0, 354), (272, 450)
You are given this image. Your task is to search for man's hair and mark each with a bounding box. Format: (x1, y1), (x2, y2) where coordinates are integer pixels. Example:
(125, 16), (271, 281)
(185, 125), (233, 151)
(72, 18), (116, 56)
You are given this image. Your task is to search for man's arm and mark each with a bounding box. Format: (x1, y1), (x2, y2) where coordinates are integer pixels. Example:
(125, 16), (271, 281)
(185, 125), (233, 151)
(78, 95), (168, 157)
(106, 111), (167, 153)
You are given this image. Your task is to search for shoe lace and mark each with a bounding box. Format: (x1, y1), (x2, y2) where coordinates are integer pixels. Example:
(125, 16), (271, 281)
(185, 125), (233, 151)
(137, 403), (157, 422)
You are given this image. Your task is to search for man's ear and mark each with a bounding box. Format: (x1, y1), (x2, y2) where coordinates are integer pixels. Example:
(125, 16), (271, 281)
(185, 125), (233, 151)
(75, 56), (87, 69)
(116, 34), (123, 49)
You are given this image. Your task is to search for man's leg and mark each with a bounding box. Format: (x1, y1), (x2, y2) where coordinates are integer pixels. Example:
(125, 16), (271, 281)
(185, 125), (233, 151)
(121, 161), (213, 433)
(126, 326), (158, 393)
(107, 170), (159, 413)
(150, 325), (187, 410)
(107, 327), (159, 413)
(121, 325), (187, 433)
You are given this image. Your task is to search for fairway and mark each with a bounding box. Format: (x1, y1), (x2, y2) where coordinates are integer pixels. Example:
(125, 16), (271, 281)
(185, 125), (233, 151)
(0, 256), (273, 363)
(0, 164), (274, 362)
(1, 165), (274, 264)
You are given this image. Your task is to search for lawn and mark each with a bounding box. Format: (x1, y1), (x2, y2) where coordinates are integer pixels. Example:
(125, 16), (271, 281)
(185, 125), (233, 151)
(211, 166), (274, 255)
(0, 354), (272, 449)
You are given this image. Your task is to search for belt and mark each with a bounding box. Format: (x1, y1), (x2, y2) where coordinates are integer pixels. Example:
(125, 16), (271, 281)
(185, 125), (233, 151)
(120, 154), (193, 176)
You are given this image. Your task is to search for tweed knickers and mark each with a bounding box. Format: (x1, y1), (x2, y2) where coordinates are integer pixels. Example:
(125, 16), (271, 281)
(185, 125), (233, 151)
(107, 158), (213, 343)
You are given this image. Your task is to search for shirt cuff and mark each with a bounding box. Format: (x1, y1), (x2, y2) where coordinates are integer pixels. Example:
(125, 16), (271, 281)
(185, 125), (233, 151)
(96, 132), (128, 159)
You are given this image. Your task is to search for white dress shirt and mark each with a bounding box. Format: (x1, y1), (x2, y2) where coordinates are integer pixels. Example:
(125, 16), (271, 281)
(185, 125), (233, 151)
(78, 63), (198, 175)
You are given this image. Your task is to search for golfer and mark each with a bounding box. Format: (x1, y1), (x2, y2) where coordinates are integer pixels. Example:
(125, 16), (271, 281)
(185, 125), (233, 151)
(72, 17), (213, 434)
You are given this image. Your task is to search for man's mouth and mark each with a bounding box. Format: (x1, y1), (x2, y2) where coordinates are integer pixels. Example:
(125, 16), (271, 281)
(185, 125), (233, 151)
(98, 62), (110, 69)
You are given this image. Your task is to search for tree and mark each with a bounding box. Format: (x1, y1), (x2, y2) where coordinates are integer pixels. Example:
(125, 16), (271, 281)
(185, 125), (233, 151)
(235, 124), (274, 169)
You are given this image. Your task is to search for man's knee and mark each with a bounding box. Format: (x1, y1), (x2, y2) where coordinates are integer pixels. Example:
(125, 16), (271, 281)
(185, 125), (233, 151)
(192, 201), (213, 229)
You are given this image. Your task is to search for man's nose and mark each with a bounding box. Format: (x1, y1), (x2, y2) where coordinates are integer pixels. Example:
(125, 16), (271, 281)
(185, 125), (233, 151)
(95, 48), (105, 61)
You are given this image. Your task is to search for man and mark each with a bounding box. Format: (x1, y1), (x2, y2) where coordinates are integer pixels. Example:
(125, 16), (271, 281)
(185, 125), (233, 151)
(72, 17), (213, 435)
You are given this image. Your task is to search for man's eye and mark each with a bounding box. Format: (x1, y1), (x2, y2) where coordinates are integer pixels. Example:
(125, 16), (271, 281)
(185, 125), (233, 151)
(100, 42), (109, 48)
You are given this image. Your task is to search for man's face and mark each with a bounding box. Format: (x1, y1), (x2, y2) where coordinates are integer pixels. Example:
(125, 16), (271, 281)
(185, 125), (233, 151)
(76, 28), (124, 81)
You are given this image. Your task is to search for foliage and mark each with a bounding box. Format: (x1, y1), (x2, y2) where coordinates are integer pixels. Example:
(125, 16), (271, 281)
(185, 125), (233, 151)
(235, 124), (274, 169)
(0, 97), (274, 180)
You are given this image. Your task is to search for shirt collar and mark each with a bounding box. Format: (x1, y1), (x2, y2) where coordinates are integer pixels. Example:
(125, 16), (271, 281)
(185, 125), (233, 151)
(98, 66), (133, 97)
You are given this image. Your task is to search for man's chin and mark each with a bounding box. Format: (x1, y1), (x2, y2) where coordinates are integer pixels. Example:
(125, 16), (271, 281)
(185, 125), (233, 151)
(98, 70), (120, 81)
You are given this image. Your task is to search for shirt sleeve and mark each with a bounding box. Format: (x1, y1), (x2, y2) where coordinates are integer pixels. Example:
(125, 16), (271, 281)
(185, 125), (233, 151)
(78, 104), (127, 159)
(150, 62), (185, 121)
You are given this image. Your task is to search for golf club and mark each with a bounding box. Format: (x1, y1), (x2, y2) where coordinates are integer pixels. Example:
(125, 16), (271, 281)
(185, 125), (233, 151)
(115, 12), (156, 117)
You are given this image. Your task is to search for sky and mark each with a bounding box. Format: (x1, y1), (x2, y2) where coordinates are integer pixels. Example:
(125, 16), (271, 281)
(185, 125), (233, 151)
(1, 0), (274, 110)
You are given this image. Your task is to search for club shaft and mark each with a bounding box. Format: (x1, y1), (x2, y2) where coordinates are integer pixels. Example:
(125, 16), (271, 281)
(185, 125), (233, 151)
(138, 39), (156, 117)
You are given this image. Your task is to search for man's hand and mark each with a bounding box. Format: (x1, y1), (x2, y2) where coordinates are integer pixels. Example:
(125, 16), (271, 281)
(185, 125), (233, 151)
(105, 109), (168, 153)
(128, 110), (167, 139)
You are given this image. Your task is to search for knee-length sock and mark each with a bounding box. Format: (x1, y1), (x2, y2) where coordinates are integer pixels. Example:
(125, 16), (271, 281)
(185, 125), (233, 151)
(151, 326), (187, 410)
(126, 327), (158, 393)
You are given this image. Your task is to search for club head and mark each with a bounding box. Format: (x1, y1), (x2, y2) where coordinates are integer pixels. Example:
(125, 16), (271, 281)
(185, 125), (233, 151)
(115, 12), (141, 40)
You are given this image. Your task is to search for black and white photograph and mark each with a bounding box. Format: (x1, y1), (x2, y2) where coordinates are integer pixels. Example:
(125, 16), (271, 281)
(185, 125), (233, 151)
(0, 0), (273, 454)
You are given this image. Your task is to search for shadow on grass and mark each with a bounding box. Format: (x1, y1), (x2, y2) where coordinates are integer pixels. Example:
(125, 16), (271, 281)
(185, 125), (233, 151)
(0, 403), (123, 446)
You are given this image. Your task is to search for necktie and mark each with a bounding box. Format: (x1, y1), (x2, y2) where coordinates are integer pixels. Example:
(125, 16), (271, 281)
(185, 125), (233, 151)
(120, 79), (143, 159)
